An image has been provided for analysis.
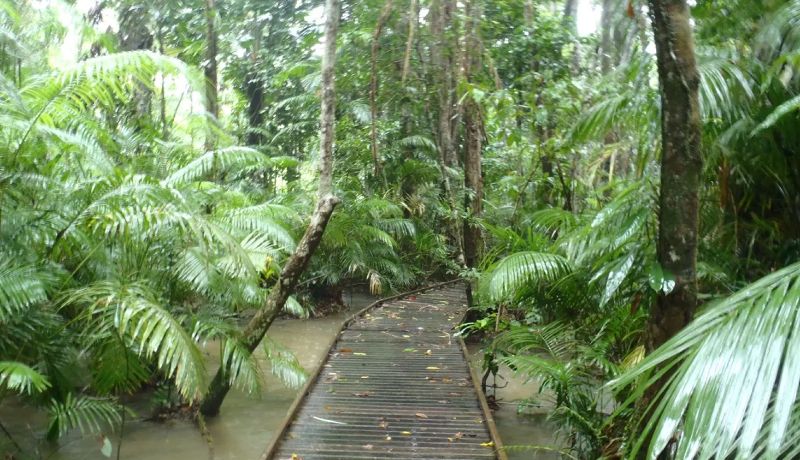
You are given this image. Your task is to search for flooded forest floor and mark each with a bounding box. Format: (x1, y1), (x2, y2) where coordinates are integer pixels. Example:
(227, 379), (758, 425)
(1, 290), (559, 459)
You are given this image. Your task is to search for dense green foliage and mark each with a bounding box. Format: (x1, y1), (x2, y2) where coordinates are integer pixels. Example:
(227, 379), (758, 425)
(1, 0), (798, 458)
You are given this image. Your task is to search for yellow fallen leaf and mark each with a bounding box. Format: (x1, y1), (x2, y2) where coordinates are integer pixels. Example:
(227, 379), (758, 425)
(426, 366), (440, 370)
(353, 352), (367, 356)
(425, 349), (432, 355)
(401, 431), (412, 435)
(415, 412), (428, 418)
(480, 441), (495, 448)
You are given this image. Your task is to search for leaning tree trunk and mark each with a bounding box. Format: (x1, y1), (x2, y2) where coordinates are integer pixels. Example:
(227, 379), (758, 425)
(647, 0), (702, 350)
(200, 0), (342, 416)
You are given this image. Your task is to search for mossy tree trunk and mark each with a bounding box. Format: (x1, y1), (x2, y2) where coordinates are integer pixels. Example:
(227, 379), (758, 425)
(647, 0), (702, 350)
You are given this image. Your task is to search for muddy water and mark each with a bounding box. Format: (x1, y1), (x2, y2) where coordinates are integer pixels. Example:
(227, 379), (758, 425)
(467, 344), (562, 460)
(2, 293), (558, 459)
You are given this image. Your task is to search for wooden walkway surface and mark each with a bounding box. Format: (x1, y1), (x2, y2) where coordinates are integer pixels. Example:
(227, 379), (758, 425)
(264, 281), (506, 460)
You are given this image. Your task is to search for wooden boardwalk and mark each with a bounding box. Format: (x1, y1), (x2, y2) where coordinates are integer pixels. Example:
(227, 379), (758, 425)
(264, 281), (505, 460)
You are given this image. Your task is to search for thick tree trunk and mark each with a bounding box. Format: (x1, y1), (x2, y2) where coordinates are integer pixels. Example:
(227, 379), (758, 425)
(430, 0), (464, 265)
(647, 0), (702, 350)
(204, 0), (219, 153)
(200, 0), (341, 416)
(369, 0), (394, 177)
(463, 0), (483, 271)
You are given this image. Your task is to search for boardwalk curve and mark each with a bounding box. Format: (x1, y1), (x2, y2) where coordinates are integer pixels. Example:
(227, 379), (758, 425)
(264, 281), (506, 460)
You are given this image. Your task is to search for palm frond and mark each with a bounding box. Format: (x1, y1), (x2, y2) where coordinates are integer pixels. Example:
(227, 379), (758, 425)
(262, 337), (307, 389)
(0, 361), (50, 394)
(64, 281), (207, 400)
(48, 394), (122, 439)
(610, 262), (800, 459)
(0, 258), (49, 322)
(484, 251), (572, 301)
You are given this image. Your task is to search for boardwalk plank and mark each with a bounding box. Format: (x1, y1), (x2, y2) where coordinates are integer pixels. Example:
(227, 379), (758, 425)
(267, 282), (504, 460)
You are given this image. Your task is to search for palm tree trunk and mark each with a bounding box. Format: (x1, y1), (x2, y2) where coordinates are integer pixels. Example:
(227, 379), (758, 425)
(647, 0), (702, 350)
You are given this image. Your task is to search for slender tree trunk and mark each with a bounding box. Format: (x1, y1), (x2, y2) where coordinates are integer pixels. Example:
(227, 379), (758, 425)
(647, 0), (702, 350)
(563, 0), (580, 73)
(199, 0), (342, 416)
(118, 4), (153, 130)
(204, 0), (219, 153)
(401, 0), (418, 84)
(369, 0), (394, 177)
(245, 13), (264, 147)
(399, 0), (419, 208)
(317, 0), (340, 200)
(600, 0), (614, 74)
(523, 0), (534, 27)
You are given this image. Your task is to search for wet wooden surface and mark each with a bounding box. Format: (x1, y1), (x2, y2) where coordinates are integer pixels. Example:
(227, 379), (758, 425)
(268, 283), (502, 459)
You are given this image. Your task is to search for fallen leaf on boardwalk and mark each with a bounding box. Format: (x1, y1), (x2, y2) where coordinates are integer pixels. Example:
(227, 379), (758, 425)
(353, 392), (370, 397)
(291, 454), (302, 460)
(403, 348), (417, 352)
(385, 435), (392, 441)
(353, 352), (367, 356)
(480, 441), (495, 448)
(425, 349), (432, 355)
(339, 348), (352, 353)
(363, 444), (374, 450)
(378, 420), (388, 429)
(360, 375), (369, 379)
(415, 412), (428, 419)
(401, 431), (412, 435)
(402, 334), (411, 338)
(448, 432), (464, 442)
(426, 366), (440, 370)
(442, 377), (452, 383)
